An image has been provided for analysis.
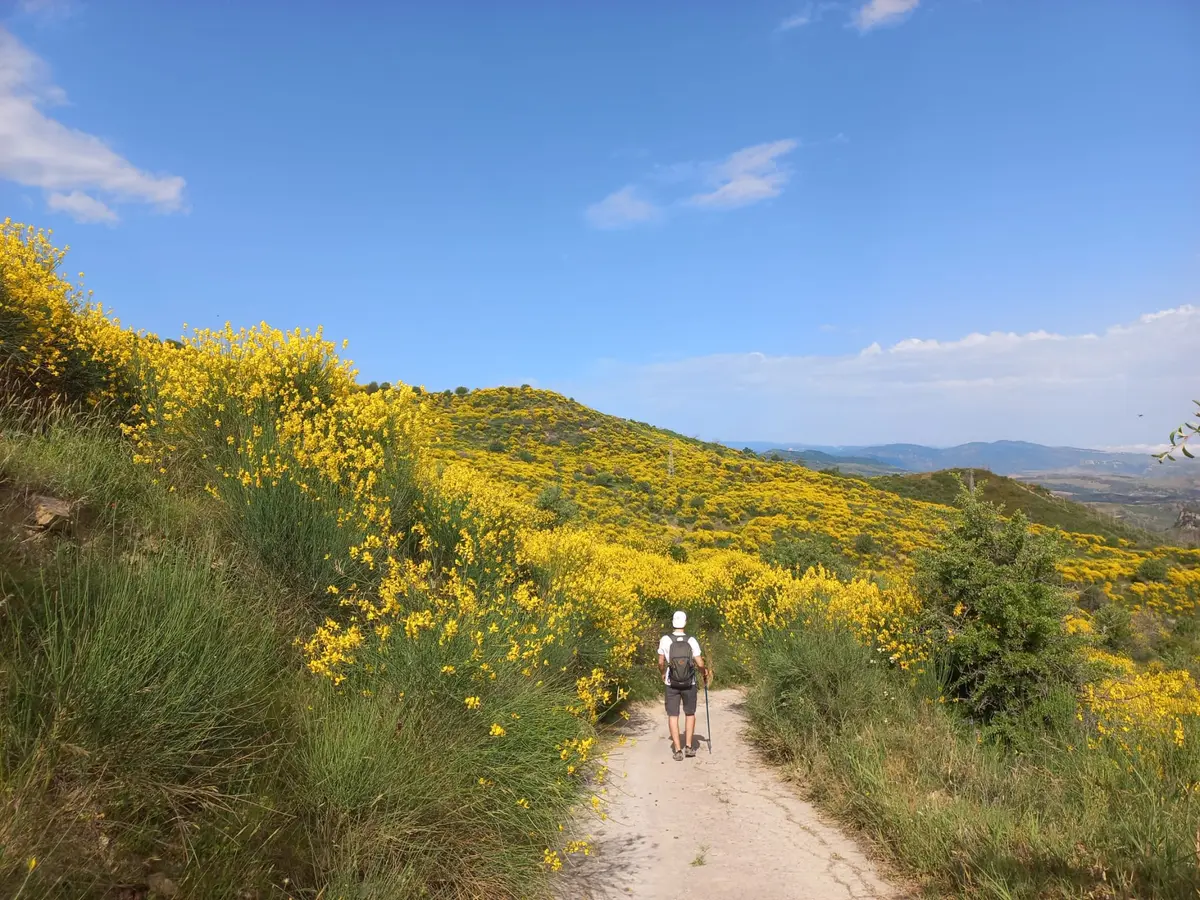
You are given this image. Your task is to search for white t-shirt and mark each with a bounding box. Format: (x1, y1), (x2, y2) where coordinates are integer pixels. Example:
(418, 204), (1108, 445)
(657, 631), (702, 686)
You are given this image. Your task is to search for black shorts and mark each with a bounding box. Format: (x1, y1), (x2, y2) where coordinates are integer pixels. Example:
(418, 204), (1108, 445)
(665, 684), (698, 717)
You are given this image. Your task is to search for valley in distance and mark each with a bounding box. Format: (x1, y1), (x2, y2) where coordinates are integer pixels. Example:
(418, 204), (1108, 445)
(732, 438), (1200, 546)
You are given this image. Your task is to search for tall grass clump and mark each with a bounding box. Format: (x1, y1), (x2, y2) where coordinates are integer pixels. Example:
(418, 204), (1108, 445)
(0, 537), (291, 897)
(0, 405), (194, 537)
(292, 629), (594, 897)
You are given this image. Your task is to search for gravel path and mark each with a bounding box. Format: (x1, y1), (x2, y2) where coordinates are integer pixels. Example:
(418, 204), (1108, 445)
(556, 689), (903, 900)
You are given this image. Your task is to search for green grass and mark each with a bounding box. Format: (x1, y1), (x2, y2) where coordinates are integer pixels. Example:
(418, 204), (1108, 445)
(746, 623), (1200, 899)
(871, 469), (1159, 548)
(0, 405), (199, 537)
(0, 535), (291, 897)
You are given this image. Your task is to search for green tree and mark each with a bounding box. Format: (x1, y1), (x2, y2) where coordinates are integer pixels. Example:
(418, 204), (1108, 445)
(1133, 557), (1169, 583)
(455, 386), (469, 396)
(914, 485), (1081, 726)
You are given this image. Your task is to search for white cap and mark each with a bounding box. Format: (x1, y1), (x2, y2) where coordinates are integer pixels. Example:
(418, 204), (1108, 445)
(672, 610), (687, 629)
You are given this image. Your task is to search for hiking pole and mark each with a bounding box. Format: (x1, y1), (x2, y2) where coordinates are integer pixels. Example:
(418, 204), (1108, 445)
(704, 677), (712, 754)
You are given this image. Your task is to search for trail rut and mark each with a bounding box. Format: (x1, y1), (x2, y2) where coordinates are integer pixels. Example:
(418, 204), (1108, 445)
(556, 689), (903, 900)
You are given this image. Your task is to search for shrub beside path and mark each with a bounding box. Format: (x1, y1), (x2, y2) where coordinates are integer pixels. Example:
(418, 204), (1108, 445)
(557, 689), (904, 900)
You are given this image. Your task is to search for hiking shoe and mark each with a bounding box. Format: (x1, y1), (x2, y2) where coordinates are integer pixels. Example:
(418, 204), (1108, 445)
(672, 748), (684, 761)
(685, 746), (696, 758)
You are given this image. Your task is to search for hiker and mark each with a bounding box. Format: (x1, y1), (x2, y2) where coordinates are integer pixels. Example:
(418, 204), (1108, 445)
(657, 610), (709, 761)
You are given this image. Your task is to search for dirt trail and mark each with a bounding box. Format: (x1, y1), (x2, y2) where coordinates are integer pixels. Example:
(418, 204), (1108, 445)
(556, 689), (902, 900)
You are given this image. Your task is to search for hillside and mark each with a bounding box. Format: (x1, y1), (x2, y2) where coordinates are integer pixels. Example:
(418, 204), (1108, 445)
(870, 468), (1160, 548)
(428, 388), (1200, 610)
(428, 386), (949, 562)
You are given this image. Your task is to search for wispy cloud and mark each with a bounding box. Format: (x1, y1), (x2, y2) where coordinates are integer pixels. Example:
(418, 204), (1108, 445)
(587, 139), (801, 229)
(585, 185), (661, 229)
(777, 9), (813, 31)
(854, 0), (920, 31)
(16, 0), (77, 22)
(777, 2), (845, 32)
(47, 190), (117, 223)
(0, 27), (186, 223)
(560, 306), (1200, 447)
(688, 139), (798, 209)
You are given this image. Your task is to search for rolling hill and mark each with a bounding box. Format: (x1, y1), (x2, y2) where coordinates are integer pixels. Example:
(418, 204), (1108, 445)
(869, 468), (1160, 548)
(428, 386), (949, 561)
(428, 388), (1200, 619)
(737, 439), (1158, 476)
(753, 448), (907, 477)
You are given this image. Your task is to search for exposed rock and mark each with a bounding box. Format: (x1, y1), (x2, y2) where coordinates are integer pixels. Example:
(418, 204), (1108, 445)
(146, 872), (178, 898)
(1176, 506), (1200, 531)
(30, 494), (73, 530)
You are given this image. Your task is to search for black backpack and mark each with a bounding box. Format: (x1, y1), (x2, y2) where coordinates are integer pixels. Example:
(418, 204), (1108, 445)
(667, 634), (695, 688)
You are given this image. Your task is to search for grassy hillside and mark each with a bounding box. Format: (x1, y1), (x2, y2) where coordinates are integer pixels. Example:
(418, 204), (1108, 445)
(871, 468), (1159, 548)
(428, 385), (950, 561)
(4, 221), (1200, 899)
(431, 388), (1200, 619)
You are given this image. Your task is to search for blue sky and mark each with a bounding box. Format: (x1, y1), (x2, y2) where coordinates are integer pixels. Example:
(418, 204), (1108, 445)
(2, 0), (1197, 447)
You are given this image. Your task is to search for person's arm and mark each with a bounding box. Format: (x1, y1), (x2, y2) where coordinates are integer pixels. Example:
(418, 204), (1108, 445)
(658, 651), (667, 680)
(691, 638), (710, 685)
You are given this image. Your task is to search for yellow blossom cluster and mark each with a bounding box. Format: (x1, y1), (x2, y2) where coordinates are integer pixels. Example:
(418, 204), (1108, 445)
(0, 220), (79, 388)
(1083, 665), (1200, 749)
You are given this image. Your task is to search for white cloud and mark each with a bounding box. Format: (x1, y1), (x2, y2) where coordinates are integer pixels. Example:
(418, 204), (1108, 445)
(855, 0), (920, 31)
(588, 138), (803, 228)
(47, 189), (117, 223)
(0, 27), (186, 221)
(689, 139), (798, 209)
(17, 0), (76, 21)
(585, 185), (660, 229)
(559, 306), (1200, 447)
(778, 10), (813, 31)
(778, 2), (844, 33)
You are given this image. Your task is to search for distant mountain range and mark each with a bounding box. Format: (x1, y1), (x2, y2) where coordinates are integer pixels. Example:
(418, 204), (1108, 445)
(734, 440), (1160, 476)
(752, 449), (908, 477)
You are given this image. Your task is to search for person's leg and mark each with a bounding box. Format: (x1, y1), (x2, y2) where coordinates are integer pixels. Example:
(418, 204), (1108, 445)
(665, 688), (683, 752)
(683, 686), (699, 756)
